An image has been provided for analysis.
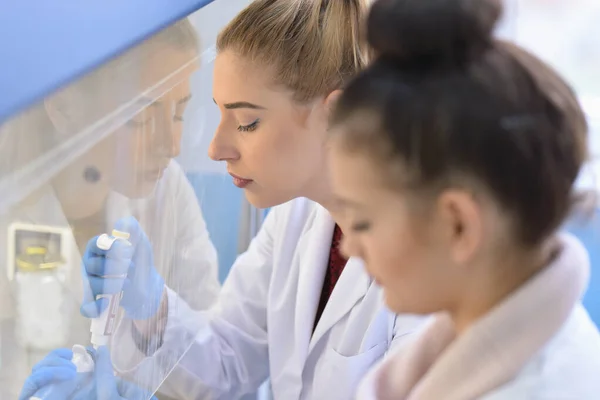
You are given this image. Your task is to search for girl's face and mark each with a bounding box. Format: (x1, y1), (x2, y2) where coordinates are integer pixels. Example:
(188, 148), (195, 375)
(328, 132), (489, 316)
(210, 51), (331, 208)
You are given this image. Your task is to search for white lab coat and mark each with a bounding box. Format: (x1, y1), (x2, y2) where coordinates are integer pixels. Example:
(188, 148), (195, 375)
(0, 160), (220, 397)
(357, 233), (600, 400)
(113, 197), (428, 400)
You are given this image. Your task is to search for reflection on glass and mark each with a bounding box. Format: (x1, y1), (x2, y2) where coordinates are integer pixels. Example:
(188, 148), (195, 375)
(0, 16), (222, 399)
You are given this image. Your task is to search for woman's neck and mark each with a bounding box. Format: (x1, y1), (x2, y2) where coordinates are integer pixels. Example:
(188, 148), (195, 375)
(302, 167), (339, 213)
(306, 185), (344, 226)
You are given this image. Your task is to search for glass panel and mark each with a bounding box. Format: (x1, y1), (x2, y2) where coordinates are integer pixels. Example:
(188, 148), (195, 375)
(0, 1), (247, 397)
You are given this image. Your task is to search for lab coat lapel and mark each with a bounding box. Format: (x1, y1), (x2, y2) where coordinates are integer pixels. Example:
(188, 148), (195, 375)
(309, 256), (372, 353)
(294, 205), (334, 358)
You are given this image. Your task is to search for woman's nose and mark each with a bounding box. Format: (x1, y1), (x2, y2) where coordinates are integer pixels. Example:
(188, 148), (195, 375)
(340, 234), (359, 260)
(208, 124), (239, 161)
(154, 126), (180, 159)
(152, 110), (182, 158)
(168, 129), (182, 158)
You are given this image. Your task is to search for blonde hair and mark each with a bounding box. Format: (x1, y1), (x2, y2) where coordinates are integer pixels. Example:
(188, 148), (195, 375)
(217, 0), (372, 102)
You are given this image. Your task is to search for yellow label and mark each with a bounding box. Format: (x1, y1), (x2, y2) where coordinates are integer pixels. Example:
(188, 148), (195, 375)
(111, 230), (130, 240)
(26, 246), (47, 255)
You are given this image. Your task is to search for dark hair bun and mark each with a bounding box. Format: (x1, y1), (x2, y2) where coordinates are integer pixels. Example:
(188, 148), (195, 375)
(368, 0), (502, 67)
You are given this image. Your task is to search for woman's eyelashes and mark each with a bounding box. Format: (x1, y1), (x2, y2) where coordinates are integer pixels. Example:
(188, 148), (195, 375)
(238, 119), (260, 132)
(351, 221), (371, 232)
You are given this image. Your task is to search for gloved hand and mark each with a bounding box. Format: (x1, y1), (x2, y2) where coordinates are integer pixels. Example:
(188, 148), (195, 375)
(19, 347), (158, 400)
(70, 346), (158, 400)
(80, 216), (165, 320)
(19, 348), (86, 400)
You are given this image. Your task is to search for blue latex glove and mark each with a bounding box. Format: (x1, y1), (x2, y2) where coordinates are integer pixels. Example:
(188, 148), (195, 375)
(70, 346), (158, 400)
(19, 348), (91, 400)
(19, 347), (157, 400)
(80, 216), (165, 320)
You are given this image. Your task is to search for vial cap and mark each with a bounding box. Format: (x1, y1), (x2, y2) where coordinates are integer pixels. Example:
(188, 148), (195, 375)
(71, 344), (95, 373)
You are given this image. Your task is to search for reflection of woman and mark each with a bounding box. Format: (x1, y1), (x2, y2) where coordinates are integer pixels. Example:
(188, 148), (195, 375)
(327, 0), (600, 398)
(1, 18), (220, 397)
(45, 17), (220, 313)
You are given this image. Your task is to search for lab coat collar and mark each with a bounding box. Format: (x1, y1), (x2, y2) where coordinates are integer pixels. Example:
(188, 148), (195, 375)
(294, 204), (333, 359)
(295, 204), (372, 355)
(309, 256), (372, 353)
(365, 232), (590, 400)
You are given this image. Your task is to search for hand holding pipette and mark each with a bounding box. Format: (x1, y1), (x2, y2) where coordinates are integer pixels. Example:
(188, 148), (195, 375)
(80, 216), (165, 325)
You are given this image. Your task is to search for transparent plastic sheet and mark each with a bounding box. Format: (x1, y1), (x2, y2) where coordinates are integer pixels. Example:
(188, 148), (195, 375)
(0, 14), (230, 400)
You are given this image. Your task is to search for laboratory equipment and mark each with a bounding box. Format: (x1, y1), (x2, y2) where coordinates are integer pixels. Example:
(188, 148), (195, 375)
(9, 223), (73, 350)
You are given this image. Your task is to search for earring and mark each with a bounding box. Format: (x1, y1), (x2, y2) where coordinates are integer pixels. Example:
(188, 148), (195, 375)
(83, 166), (101, 183)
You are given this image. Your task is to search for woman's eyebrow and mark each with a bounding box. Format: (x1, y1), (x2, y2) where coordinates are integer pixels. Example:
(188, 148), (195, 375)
(177, 94), (193, 105)
(334, 195), (365, 210)
(213, 98), (266, 110)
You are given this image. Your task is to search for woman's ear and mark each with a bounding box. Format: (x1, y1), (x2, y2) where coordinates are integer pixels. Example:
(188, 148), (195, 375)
(325, 89), (343, 113)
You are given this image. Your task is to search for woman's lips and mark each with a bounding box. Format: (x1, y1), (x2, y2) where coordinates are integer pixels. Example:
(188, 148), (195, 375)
(229, 173), (253, 188)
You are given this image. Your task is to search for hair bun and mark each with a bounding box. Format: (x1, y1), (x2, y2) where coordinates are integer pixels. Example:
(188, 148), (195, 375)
(368, 0), (502, 67)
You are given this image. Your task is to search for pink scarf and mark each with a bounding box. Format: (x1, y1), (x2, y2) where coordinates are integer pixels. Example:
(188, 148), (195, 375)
(359, 233), (590, 400)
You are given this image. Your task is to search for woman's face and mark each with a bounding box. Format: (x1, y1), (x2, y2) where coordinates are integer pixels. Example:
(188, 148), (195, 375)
(210, 51), (331, 208)
(50, 46), (198, 219)
(111, 49), (198, 198)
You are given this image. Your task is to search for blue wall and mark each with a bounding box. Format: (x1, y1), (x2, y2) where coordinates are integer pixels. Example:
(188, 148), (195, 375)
(187, 172), (243, 283)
